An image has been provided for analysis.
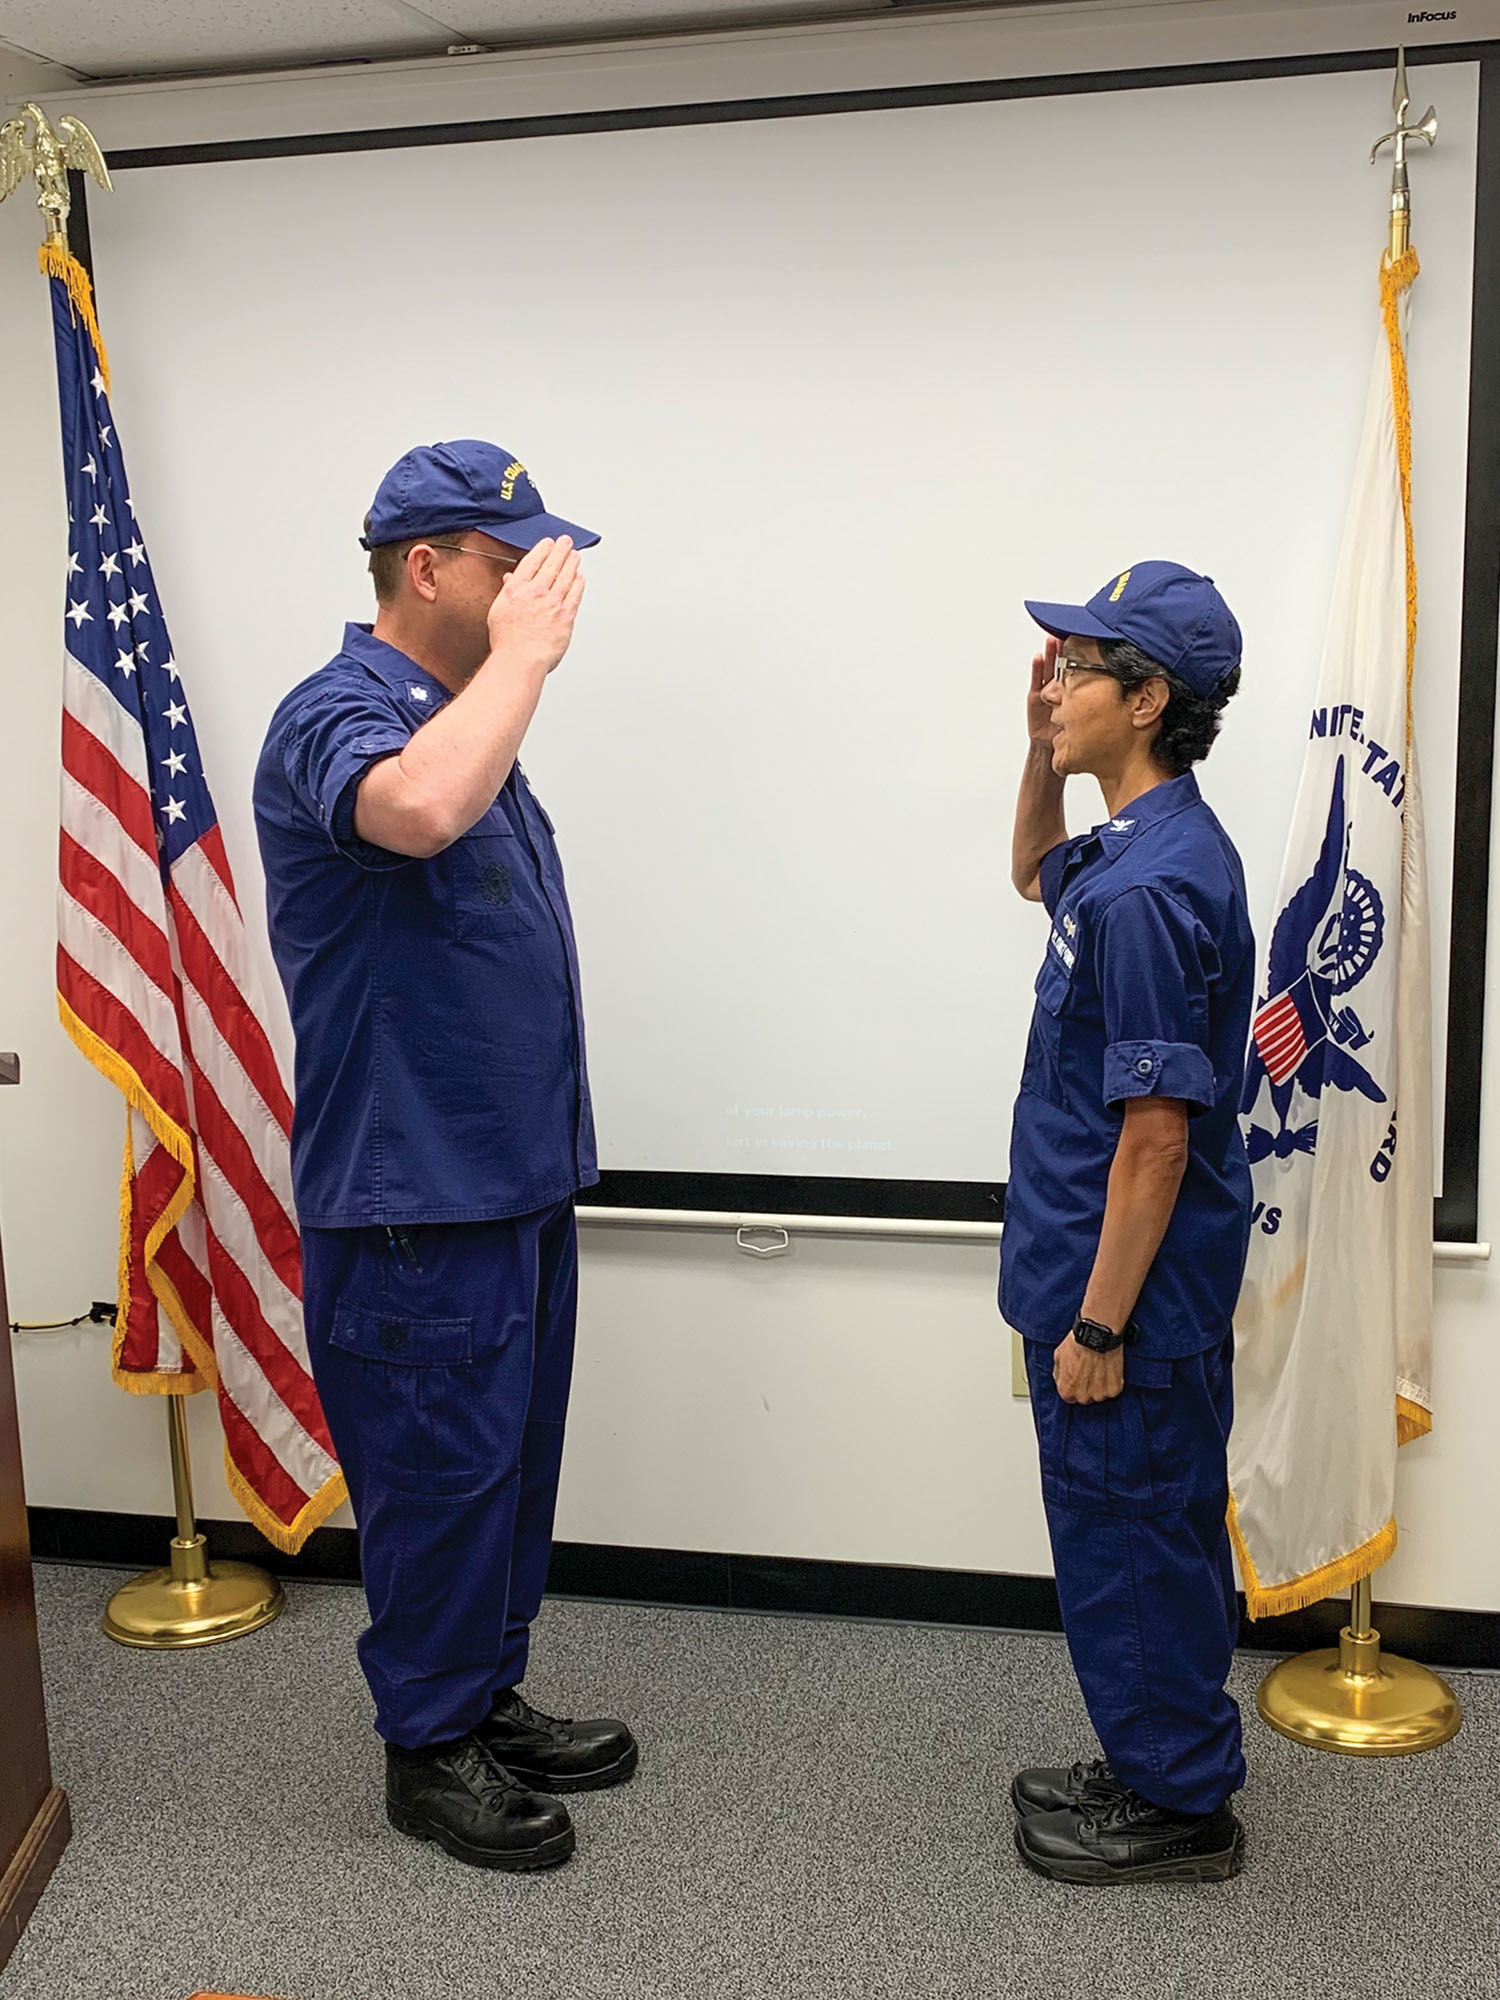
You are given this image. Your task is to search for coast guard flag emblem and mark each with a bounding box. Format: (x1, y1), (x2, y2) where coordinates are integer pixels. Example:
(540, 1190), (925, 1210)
(1229, 248), (1433, 1618)
(43, 241), (344, 1553)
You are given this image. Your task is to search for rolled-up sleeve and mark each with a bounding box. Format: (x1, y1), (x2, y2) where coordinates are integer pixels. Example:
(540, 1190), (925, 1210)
(1096, 885), (1217, 1111)
(280, 683), (413, 871)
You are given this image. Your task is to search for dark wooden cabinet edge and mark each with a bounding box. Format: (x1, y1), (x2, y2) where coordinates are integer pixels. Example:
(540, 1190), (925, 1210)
(0, 1786), (70, 1977)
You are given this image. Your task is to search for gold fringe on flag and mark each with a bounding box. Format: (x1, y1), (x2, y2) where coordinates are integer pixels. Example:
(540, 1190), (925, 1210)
(38, 240), (110, 393)
(1383, 246), (1434, 1458)
(1229, 1494), (1399, 1622)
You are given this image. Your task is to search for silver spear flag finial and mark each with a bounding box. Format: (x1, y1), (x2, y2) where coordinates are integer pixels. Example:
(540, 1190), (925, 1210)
(1371, 49), (1437, 261)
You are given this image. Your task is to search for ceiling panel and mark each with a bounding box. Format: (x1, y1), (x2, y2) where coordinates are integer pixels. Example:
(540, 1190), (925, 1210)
(0, 0), (1072, 85)
(0, 0), (456, 79)
(447, 0), (878, 34)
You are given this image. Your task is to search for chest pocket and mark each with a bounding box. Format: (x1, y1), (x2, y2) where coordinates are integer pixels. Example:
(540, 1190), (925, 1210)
(1020, 945), (1071, 1108)
(448, 818), (538, 942)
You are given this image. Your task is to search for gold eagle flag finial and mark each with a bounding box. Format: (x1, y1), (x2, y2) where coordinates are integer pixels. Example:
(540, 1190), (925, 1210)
(0, 101), (111, 246)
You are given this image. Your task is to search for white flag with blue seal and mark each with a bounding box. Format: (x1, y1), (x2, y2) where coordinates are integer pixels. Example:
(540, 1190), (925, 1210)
(1229, 248), (1433, 1619)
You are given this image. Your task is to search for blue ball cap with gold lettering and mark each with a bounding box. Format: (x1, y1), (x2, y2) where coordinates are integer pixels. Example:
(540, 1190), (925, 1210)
(360, 439), (600, 553)
(1025, 560), (1241, 704)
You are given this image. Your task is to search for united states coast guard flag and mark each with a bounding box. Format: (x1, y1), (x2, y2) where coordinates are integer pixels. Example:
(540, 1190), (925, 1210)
(43, 242), (344, 1553)
(1230, 246), (1433, 1617)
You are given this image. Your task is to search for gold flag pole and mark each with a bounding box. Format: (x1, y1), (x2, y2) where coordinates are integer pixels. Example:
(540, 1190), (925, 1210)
(1256, 53), (1457, 1757)
(3, 104), (285, 1648)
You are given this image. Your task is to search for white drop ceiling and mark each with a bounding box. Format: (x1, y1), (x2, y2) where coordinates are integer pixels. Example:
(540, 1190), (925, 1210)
(0, 0), (1034, 84)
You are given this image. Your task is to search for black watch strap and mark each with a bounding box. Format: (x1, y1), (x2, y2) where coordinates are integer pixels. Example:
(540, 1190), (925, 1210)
(1071, 1312), (1130, 1353)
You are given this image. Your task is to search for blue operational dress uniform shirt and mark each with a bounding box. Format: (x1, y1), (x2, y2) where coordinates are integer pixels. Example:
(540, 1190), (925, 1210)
(254, 622), (597, 1226)
(1000, 771), (1256, 1817)
(254, 622), (596, 1748)
(1000, 770), (1255, 1356)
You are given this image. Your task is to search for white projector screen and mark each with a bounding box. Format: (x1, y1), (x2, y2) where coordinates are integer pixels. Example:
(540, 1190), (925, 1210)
(87, 59), (1481, 1197)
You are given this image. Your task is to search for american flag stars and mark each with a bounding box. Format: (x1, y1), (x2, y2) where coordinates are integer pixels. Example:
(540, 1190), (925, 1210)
(63, 356), (211, 868)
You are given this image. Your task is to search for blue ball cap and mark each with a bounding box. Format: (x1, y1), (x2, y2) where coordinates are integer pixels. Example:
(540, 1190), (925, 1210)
(361, 439), (600, 553)
(1025, 560), (1241, 704)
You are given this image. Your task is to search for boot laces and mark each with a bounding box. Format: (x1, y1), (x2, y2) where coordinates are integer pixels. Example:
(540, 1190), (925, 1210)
(1082, 1786), (1164, 1833)
(1070, 1758), (1118, 1800)
(497, 1689), (574, 1739)
(451, 1735), (529, 1801)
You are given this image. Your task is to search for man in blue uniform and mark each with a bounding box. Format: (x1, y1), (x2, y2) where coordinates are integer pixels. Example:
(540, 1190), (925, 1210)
(1000, 562), (1255, 1885)
(254, 439), (636, 1872)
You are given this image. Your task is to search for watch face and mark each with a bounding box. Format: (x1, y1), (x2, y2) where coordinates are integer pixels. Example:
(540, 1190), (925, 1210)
(1074, 1317), (1117, 1352)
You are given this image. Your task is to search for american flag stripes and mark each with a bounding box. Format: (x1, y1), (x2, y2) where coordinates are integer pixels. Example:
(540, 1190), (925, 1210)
(45, 243), (344, 1552)
(1249, 973), (1324, 1088)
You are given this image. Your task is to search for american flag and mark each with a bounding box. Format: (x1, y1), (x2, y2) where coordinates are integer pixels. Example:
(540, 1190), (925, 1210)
(1250, 970), (1327, 1089)
(45, 244), (344, 1553)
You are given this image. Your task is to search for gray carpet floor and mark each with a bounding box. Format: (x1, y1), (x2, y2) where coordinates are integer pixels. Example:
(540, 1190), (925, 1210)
(3, 1565), (1496, 2000)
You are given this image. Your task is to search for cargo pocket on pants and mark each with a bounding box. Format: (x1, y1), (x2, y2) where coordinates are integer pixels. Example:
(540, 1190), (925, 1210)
(1039, 1355), (1187, 1518)
(329, 1304), (483, 1498)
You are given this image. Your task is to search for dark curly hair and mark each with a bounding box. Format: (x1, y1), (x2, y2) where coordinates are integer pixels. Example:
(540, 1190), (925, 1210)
(1099, 638), (1241, 777)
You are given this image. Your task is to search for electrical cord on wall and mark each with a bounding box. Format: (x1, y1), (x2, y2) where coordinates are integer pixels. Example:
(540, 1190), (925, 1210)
(9, 1302), (117, 1334)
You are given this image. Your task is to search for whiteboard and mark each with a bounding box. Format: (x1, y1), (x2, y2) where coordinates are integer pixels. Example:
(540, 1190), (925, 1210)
(87, 59), (1480, 1188)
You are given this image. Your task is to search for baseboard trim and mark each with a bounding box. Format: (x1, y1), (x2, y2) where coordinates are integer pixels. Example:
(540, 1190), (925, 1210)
(0, 1786), (70, 1977)
(27, 1506), (1500, 1671)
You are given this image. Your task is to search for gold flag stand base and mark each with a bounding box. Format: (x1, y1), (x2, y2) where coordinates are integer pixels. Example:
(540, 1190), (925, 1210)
(103, 1399), (285, 1650)
(1256, 1577), (1461, 1757)
(102, 1534), (285, 1650)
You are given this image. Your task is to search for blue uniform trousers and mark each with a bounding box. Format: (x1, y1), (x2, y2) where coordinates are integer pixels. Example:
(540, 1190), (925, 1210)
(1024, 1333), (1245, 1816)
(302, 1200), (578, 1750)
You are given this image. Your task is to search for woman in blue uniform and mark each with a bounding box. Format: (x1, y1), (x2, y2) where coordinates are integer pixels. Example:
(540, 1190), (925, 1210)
(1001, 562), (1255, 1885)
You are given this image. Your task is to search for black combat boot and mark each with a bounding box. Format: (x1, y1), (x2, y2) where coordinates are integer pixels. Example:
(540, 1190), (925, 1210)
(1015, 1783), (1244, 1884)
(386, 1733), (574, 1870)
(477, 1686), (639, 1793)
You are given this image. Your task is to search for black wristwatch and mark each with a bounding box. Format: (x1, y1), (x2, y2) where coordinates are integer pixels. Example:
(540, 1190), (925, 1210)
(1070, 1312), (1133, 1354)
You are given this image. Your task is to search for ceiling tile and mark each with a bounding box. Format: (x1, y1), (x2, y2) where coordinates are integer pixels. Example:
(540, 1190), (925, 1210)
(0, 0), (457, 79)
(449, 0), (877, 36)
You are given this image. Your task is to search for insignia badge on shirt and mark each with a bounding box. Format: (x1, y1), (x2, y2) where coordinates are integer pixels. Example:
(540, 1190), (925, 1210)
(1109, 817), (1135, 832)
(479, 862), (513, 907)
(409, 684), (430, 702)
